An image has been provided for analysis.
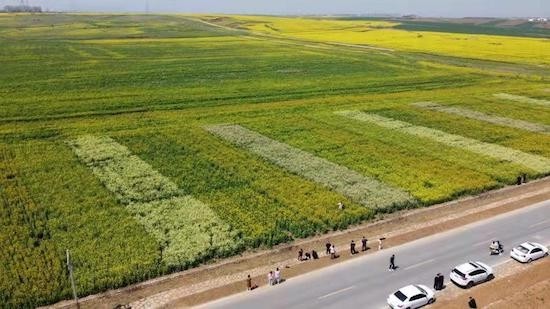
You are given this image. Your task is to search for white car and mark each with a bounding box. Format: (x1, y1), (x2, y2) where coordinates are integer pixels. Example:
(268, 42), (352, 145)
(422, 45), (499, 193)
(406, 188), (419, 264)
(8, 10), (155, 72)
(510, 242), (549, 263)
(387, 284), (435, 309)
(449, 261), (493, 288)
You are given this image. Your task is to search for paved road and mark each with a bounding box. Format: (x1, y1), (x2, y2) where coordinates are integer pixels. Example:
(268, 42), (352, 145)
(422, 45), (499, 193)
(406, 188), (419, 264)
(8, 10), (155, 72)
(200, 200), (550, 309)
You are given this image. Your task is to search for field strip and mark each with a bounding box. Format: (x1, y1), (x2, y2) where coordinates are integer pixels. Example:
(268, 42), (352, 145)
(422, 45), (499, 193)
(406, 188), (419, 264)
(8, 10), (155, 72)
(412, 102), (550, 133)
(336, 111), (550, 173)
(205, 124), (414, 209)
(68, 135), (180, 204)
(494, 93), (550, 107)
(68, 135), (236, 267)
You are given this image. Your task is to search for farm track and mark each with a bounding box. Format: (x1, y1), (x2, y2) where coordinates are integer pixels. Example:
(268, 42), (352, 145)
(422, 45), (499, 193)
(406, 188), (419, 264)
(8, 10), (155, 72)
(44, 177), (550, 309)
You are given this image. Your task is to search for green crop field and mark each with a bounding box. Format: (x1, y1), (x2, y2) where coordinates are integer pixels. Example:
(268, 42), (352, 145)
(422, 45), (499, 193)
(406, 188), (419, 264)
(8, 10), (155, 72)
(0, 13), (549, 308)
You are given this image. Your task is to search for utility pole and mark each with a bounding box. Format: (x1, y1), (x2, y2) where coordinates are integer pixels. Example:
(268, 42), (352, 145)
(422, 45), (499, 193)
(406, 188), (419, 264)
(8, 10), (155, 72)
(66, 250), (80, 309)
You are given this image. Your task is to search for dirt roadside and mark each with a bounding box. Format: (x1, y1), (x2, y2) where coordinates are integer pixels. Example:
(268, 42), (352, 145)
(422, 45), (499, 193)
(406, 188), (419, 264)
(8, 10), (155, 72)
(433, 257), (550, 309)
(45, 178), (550, 309)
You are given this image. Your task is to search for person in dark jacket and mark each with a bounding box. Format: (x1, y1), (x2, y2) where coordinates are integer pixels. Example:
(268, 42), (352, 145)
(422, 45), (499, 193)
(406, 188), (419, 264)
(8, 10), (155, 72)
(311, 250), (319, 260)
(246, 274), (255, 290)
(433, 273), (444, 290)
(326, 242), (331, 255)
(361, 236), (368, 251)
(389, 254), (396, 271)
(468, 296), (477, 308)
(350, 240), (358, 255)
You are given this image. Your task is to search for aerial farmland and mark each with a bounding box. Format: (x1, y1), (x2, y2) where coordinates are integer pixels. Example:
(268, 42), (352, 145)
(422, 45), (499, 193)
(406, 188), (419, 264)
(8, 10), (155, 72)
(0, 13), (549, 308)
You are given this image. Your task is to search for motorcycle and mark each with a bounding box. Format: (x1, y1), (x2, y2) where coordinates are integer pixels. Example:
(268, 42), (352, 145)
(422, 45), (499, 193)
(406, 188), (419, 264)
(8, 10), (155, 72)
(489, 242), (503, 255)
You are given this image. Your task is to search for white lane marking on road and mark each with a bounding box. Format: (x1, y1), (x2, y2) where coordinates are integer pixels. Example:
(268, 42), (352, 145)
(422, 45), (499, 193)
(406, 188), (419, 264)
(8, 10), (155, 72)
(492, 259), (513, 268)
(404, 258), (436, 271)
(318, 286), (355, 300)
(530, 219), (550, 229)
(473, 239), (491, 247)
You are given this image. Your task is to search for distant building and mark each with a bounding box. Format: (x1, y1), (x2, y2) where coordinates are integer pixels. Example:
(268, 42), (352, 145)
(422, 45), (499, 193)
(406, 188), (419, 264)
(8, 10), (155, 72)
(3, 5), (42, 13)
(528, 17), (548, 23)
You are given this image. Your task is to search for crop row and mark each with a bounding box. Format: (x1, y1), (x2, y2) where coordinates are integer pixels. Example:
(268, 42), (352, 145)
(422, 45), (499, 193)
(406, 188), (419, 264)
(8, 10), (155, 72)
(68, 135), (238, 268)
(68, 135), (180, 204)
(0, 147), (67, 308)
(336, 111), (550, 173)
(205, 124), (414, 209)
(494, 93), (550, 107)
(412, 102), (550, 133)
(117, 128), (376, 247)
(243, 112), (531, 204)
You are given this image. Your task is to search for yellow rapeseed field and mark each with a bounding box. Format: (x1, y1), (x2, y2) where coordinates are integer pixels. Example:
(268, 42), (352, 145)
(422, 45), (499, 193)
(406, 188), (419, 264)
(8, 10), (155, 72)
(234, 16), (550, 65)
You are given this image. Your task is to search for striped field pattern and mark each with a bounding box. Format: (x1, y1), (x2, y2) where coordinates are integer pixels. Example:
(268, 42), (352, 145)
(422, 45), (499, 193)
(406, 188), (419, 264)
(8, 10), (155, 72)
(336, 111), (550, 173)
(494, 93), (550, 107)
(205, 124), (414, 209)
(412, 102), (550, 133)
(68, 135), (236, 267)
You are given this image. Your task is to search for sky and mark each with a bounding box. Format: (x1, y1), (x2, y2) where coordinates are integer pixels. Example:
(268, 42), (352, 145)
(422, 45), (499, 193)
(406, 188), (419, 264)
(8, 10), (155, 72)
(2, 0), (549, 18)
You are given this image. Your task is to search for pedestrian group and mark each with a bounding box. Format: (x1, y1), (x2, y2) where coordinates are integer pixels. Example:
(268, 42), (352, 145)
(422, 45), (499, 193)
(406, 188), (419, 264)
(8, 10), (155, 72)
(249, 233), (452, 304)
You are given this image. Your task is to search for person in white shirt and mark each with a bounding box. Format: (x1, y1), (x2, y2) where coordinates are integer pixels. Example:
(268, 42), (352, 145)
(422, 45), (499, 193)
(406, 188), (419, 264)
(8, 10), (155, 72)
(267, 271), (274, 286)
(274, 267), (281, 284)
(330, 244), (337, 259)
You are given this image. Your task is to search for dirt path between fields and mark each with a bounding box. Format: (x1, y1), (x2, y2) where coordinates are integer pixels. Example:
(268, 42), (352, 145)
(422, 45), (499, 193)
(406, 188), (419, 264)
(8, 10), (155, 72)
(45, 178), (550, 309)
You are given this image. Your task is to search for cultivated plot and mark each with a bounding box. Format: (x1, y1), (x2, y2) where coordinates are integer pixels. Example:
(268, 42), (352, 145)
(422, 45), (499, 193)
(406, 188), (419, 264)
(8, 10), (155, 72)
(205, 124), (414, 209)
(68, 135), (237, 267)
(412, 102), (550, 133)
(336, 111), (550, 173)
(0, 147), (66, 307)
(494, 93), (550, 107)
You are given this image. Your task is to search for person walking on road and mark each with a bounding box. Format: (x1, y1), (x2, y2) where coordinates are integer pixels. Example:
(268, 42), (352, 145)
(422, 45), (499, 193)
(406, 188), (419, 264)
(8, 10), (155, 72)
(326, 242), (331, 255)
(361, 236), (368, 251)
(378, 238), (384, 250)
(468, 296), (477, 308)
(298, 248), (304, 261)
(389, 254), (396, 271)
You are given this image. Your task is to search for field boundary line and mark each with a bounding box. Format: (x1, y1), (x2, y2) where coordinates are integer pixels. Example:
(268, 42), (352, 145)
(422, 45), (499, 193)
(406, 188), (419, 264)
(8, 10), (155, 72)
(494, 93), (550, 107)
(412, 101), (550, 133)
(335, 110), (550, 173)
(205, 124), (414, 208)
